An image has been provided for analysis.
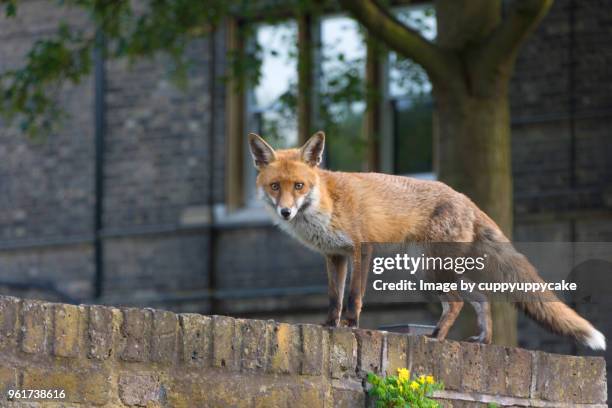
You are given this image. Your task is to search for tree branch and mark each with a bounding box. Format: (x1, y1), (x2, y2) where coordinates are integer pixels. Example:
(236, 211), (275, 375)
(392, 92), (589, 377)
(339, 0), (458, 83)
(478, 0), (554, 71)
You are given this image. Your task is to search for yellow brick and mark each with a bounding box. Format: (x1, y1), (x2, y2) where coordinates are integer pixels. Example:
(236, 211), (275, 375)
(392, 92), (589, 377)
(22, 368), (109, 405)
(0, 366), (16, 392)
(53, 304), (82, 357)
(270, 323), (300, 373)
(21, 301), (50, 354)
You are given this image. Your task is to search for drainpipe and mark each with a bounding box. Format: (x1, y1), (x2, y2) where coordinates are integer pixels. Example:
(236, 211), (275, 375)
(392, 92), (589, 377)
(93, 31), (106, 299)
(207, 28), (218, 314)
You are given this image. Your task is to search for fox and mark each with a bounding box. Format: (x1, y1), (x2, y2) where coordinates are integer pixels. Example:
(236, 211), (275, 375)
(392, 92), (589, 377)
(248, 131), (606, 350)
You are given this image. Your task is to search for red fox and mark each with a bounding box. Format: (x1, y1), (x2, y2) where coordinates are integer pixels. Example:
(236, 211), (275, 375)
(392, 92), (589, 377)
(248, 131), (606, 350)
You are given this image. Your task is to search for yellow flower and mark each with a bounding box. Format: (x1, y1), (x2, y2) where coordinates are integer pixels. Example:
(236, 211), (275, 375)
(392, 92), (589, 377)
(418, 375), (426, 384)
(397, 368), (410, 382)
(409, 381), (420, 391)
(425, 375), (435, 384)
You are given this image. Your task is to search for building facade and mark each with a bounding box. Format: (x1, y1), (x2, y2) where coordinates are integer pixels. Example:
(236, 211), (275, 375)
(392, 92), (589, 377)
(0, 0), (611, 385)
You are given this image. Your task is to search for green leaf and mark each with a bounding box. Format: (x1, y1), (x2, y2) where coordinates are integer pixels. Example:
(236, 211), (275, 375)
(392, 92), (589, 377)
(5, 2), (16, 17)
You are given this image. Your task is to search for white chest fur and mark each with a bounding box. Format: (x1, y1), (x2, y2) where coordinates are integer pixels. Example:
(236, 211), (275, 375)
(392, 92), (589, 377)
(258, 184), (353, 254)
(279, 209), (353, 254)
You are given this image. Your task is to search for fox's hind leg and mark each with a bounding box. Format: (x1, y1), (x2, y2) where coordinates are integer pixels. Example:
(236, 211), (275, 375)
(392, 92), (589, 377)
(465, 300), (492, 344)
(462, 288), (493, 344)
(431, 290), (464, 340)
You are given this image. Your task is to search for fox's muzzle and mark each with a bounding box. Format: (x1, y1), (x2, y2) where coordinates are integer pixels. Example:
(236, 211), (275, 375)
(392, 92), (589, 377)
(280, 207), (292, 219)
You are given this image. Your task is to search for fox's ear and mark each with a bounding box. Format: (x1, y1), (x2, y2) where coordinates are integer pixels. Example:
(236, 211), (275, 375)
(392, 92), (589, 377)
(248, 133), (276, 169)
(300, 131), (325, 167)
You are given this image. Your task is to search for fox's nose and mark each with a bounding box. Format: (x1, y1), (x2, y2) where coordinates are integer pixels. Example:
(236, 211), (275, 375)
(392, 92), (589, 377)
(280, 208), (292, 219)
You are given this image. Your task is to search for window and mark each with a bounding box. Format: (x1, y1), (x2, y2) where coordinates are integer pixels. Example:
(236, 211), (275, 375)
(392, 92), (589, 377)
(250, 22), (298, 148)
(387, 5), (436, 178)
(225, 4), (437, 212)
(320, 15), (367, 172)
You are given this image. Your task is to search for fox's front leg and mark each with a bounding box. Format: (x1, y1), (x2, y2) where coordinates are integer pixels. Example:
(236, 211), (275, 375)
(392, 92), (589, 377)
(344, 247), (369, 327)
(325, 254), (348, 327)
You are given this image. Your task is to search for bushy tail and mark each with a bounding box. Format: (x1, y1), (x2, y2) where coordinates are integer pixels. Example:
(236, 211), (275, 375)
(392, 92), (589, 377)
(517, 297), (606, 350)
(475, 222), (606, 351)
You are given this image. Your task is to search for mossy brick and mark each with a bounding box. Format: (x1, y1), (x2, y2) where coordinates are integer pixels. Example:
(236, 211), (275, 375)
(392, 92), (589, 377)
(460, 342), (485, 393)
(253, 387), (291, 408)
(166, 374), (254, 408)
(385, 333), (408, 376)
(299, 323), (325, 376)
(0, 367), (17, 395)
(321, 329), (330, 377)
(502, 346), (532, 398)
(180, 313), (212, 366)
(435, 400), (489, 407)
(53, 304), (83, 358)
(409, 336), (462, 389)
(254, 383), (325, 408)
(331, 379), (366, 408)
(118, 374), (162, 407)
(21, 300), (50, 354)
(212, 315), (239, 369)
(329, 328), (357, 379)
(291, 383), (328, 408)
(533, 351), (607, 404)
(0, 296), (19, 350)
(482, 345), (532, 398)
(21, 369), (110, 405)
(255, 382), (327, 408)
(482, 343), (506, 395)
(150, 309), (178, 364)
(355, 329), (384, 376)
(431, 339), (462, 391)
(269, 322), (301, 374)
(408, 335), (435, 378)
(88, 305), (116, 360)
(238, 319), (270, 371)
(80, 371), (113, 405)
(4, 398), (43, 408)
(120, 308), (151, 362)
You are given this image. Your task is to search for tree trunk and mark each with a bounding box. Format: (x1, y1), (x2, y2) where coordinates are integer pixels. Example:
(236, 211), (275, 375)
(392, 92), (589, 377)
(434, 85), (518, 346)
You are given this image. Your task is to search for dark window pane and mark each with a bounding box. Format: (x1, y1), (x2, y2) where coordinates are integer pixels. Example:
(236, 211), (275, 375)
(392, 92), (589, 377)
(393, 96), (433, 174)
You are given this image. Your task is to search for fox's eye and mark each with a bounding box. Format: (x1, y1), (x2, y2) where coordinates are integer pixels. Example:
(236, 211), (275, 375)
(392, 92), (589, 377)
(270, 182), (280, 191)
(295, 182), (304, 190)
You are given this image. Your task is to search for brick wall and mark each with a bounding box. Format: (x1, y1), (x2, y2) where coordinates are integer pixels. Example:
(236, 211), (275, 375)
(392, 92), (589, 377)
(0, 295), (607, 407)
(511, 0), (612, 224)
(0, 1), (96, 300)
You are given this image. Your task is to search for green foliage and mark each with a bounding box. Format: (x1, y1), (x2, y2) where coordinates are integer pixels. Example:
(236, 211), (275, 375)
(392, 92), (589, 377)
(2, 0), (16, 17)
(0, 0), (233, 135)
(367, 368), (444, 408)
(0, 0), (433, 142)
